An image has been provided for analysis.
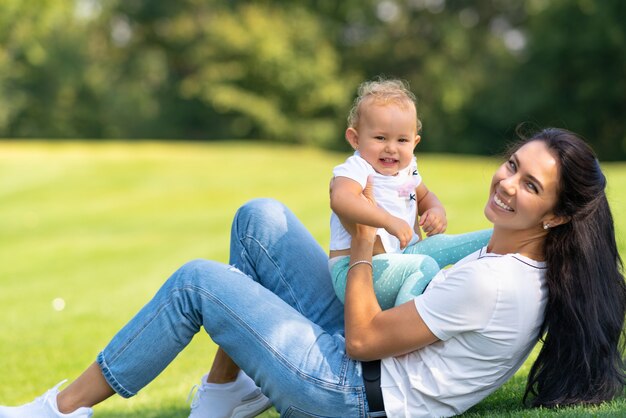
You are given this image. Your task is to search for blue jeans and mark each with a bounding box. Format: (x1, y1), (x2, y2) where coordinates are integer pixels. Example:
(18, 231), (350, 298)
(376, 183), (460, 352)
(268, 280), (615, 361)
(97, 199), (371, 417)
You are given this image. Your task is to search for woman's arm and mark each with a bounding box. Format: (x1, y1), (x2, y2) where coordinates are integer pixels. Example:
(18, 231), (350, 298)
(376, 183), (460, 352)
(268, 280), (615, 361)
(343, 179), (439, 361)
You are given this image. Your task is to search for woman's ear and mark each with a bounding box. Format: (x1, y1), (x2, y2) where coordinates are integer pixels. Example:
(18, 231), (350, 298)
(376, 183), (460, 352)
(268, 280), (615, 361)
(345, 127), (359, 150)
(544, 215), (571, 229)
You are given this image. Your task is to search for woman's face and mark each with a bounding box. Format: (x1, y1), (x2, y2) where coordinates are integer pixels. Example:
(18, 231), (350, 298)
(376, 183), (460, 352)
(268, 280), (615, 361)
(484, 140), (561, 232)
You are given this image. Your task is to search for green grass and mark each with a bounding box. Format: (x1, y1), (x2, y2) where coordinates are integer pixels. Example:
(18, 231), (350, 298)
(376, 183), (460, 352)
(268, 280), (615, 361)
(0, 140), (624, 417)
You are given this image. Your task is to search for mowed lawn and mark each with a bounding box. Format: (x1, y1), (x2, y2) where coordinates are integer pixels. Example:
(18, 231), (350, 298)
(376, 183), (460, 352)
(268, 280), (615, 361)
(1, 140), (625, 417)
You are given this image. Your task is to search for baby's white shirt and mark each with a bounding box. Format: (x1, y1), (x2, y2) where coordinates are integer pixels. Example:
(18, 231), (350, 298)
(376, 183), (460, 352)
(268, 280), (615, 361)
(329, 152), (422, 253)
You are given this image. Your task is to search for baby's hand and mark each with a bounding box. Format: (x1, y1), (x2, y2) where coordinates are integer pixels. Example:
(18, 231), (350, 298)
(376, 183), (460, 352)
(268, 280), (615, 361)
(419, 207), (447, 236)
(385, 216), (414, 249)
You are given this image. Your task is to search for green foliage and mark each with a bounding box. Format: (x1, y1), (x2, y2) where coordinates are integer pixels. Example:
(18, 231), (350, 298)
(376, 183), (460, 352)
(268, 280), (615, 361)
(178, 4), (354, 146)
(465, 0), (626, 159)
(0, 1), (89, 136)
(0, 1), (625, 158)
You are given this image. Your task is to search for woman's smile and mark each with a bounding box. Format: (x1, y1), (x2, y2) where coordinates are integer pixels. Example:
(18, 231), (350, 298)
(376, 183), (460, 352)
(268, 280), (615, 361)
(493, 194), (514, 212)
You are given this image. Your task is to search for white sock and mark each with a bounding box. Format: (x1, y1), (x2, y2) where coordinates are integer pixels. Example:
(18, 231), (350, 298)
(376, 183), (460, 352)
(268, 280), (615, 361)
(190, 371), (262, 418)
(202, 370), (257, 392)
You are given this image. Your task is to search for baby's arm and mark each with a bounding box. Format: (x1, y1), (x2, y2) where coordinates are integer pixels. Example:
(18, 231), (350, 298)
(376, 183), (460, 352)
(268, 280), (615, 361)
(415, 183), (447, 237)
(330, 177), (414, 248)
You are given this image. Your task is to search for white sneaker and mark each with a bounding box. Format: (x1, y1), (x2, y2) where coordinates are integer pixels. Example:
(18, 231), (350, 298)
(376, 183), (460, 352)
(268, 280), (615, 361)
(188, 371), (272, 418)
(0, 380), (93, 418)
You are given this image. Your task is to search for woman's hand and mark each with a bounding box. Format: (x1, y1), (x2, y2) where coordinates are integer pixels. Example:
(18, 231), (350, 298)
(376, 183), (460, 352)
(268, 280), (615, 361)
(359, 176), (412, 248)
(353, 175), (379, 244)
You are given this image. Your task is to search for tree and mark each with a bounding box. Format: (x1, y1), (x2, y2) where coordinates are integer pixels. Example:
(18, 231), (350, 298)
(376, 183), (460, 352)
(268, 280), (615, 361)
(465, 0), (626, 159)
(0, 1), (97, 137)
(177, 3), (354, 146)
(1, 0), (624, 159)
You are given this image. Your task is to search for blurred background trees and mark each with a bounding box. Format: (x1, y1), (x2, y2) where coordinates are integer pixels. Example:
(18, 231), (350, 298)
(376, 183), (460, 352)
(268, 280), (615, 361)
(1, 0), (624, 159)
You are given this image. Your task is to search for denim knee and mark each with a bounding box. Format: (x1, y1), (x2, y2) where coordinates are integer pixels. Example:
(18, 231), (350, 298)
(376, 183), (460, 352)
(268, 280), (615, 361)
(164, 258), (217, 290)
(231, 198), (291, 257)
(235, 198), (284, 227)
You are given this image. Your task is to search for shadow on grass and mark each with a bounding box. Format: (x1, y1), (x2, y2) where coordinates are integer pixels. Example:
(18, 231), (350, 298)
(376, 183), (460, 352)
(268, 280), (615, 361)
(97, 406), (279, 418)
(98, 406), (187, 418)
(459, 374), (626, 417)
(459, 374), (530, 417)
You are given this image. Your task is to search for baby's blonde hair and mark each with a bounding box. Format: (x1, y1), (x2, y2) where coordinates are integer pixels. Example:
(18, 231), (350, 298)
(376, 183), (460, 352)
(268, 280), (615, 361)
(347, 78), (422, 132)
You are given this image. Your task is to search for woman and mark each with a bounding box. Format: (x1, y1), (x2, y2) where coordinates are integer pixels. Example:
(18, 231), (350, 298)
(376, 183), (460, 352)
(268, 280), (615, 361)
(1, 128), (624, 417)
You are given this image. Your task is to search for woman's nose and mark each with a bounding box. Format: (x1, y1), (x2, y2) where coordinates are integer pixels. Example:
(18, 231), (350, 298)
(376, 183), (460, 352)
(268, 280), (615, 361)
(499, 175), (517, 195)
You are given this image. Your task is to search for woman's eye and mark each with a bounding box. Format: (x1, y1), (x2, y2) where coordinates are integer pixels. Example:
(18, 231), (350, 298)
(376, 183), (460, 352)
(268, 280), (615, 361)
(527, 182), (538, 192)
(507, 160), (516, 171)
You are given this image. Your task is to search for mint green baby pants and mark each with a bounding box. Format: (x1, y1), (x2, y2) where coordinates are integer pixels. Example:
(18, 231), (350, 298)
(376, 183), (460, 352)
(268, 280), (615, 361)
(330, 229), (493, 309)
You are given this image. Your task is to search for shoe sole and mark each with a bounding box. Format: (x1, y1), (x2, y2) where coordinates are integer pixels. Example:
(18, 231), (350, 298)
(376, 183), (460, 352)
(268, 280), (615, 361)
(231, 394), (272, 418)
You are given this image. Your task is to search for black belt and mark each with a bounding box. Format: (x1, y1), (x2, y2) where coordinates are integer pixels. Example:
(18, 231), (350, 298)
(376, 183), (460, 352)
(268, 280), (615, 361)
(362, 360), (386, 417)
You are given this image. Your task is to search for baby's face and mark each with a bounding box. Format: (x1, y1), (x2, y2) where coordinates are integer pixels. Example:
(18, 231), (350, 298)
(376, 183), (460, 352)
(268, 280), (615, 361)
(352, 102), (419, 176)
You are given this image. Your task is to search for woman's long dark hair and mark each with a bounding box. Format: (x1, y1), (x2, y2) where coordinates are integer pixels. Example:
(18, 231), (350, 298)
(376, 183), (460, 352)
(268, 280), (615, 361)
(519, 128), (626, 406)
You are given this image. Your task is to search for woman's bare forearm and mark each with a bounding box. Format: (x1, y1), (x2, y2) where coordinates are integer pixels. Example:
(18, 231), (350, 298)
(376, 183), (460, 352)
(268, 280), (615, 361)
(344, 233), (382, 358)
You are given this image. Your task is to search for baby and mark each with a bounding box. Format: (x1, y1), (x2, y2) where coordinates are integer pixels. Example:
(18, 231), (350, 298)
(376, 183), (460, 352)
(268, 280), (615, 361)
(329, 79), (491, 308)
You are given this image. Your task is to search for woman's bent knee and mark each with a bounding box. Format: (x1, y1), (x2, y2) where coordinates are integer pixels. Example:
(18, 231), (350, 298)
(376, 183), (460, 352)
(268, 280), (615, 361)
(236, 198), (285, 222)
(232, 198), (291, 241)
(167, 259), (224, 289)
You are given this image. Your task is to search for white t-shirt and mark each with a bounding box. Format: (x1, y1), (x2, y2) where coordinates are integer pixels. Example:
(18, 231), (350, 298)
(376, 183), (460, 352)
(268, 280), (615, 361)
(330, 152), (422, 253)
(380, 247), (548, 417)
